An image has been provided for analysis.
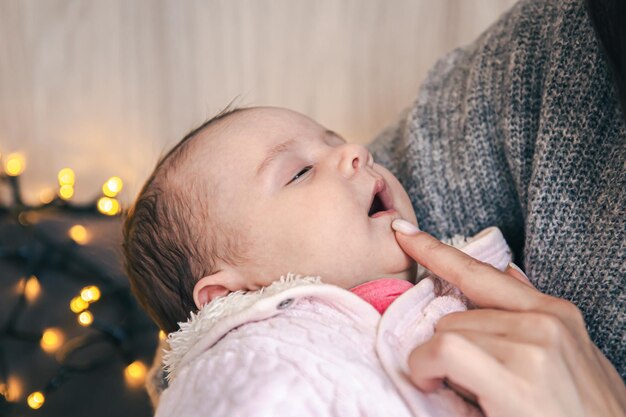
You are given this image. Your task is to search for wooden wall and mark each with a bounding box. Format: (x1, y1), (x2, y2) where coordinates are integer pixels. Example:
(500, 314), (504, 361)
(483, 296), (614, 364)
(0, 0), (516, 204)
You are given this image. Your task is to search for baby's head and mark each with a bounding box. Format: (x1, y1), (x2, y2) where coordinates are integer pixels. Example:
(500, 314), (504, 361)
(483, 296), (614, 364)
(123, 107), (417, 333)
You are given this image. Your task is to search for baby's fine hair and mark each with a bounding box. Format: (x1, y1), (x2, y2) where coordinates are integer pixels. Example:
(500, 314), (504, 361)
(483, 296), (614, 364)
(123, 106), (247, 334)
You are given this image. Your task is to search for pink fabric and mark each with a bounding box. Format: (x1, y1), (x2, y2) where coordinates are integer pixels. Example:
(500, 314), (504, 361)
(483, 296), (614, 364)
(350, 278), (414, 314)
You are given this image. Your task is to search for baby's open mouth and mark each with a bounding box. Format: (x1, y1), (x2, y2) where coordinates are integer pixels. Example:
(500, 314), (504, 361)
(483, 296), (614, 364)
(368, 179), (394, 217)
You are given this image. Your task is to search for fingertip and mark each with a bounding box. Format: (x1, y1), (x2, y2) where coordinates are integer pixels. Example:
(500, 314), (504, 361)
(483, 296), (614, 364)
(391, 219), (421, 235)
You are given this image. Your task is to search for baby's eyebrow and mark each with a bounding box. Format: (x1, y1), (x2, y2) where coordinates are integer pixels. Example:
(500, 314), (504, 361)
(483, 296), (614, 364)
(255, 130), (345, 177)
(256, 138), (297, 177)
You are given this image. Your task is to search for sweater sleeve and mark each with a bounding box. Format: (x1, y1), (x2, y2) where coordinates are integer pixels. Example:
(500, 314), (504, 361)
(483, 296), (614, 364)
(369, 0), (626, 378)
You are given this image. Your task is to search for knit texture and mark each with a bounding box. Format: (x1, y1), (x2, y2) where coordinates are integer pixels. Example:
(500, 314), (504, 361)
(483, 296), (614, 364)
(370, 0), (625, 378)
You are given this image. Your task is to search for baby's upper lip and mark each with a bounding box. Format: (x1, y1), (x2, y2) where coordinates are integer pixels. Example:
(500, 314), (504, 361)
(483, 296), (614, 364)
(368, 177), (394, 214)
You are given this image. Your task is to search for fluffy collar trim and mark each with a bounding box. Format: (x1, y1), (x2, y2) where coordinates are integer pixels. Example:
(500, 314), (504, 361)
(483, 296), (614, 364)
(163, 273), (321, 380)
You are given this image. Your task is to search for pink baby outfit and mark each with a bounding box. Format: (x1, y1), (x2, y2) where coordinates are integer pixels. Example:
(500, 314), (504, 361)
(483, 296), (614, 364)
(155, 227), (512, 417)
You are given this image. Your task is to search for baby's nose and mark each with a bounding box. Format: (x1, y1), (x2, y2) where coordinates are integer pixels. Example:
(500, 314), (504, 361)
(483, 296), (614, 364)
(338, 144), (374, 178)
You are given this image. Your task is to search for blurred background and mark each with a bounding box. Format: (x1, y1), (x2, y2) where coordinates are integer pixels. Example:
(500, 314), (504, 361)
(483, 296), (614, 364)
(0, 1), (516, 416)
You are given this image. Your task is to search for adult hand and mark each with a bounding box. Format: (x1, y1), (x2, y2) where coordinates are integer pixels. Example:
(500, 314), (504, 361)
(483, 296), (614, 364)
(391, 219), (626, 417)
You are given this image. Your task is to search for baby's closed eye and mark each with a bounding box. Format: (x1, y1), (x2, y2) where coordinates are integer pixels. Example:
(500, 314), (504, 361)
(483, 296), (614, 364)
(286, 165), (313, 185)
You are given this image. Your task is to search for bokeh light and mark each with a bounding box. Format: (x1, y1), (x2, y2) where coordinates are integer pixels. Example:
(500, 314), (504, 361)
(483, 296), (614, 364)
(4, 153), (25, 176)
(70, 296), (89, 313)
(57, 168), (75, 186)
(77, 311), (93, 326)
(80, 285), (101, 303)
(27, 391), (45, 409)
(40, 328), (64, 353)
(58, 184), (74, 200)
(0, 375), (23, 402)
(23, 275), (41, 302)
(38, 188), (56, 204)
(102, 176), (123, 197)
(124, 361), (147, 387)
(68, 225), (89, 245)
(97, 197), (120, 216)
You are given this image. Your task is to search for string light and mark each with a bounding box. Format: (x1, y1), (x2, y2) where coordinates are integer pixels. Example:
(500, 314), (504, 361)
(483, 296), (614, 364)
(0, 376), (22, 402)
(40, 328), (65, 353)
(27, 391), (45, 409)
(124, 360), (147, 387)
(58, 184), (74, 200)
(0, 154), (152, 410)
(77, 311), (94, 326)
(4, 153), (25, 176)
(80, 285), (101, 303)
(68, 224), (89, 245)
(57, 168), (75, 200)
(97, 196), (120, 216)
(69, 296), (89, 313)
(17, 211), (38, 226)
(21, 275), (42, 302)
(38, 188), (56, 204)
(102, 176), (123, 197)
(159, 330), (167, 341)
(57, 168), (75, 186)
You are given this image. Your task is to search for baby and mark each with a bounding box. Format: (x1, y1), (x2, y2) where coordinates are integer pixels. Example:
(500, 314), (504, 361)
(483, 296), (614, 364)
(123, 106), (512, 417)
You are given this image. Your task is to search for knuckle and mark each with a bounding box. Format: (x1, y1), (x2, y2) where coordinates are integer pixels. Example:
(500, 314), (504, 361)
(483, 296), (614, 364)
(525, 344), (551, 373)
(562, 300), (585, 326)
(533, 314), (565, 344)
(551, 298), (587, 334)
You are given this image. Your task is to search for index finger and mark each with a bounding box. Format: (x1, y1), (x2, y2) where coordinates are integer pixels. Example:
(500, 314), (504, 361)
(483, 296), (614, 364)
(393, 225), (544, 311)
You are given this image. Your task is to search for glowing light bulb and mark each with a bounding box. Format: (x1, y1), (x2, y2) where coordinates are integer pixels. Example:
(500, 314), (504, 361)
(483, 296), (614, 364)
(159, 330), (167, 341)
(40, 328), (64, 353)
(4, 153), (25, 176)
(57, 168), (75, 186)
(58, 184), (74, 200)
(68, 225), (89, 244)
(124, 361), (147, 387)
(102, 176), (123, 197)
(77, 311), (93, 326)
(24, 275), (41, 302)
(70, 296), (89, 313)
(38, 188), (56, 204)
(0, 375), (23, 402)
(80, 285), (101, 303)
(97, 197), (120, 216)
(27, 391), (45, 409)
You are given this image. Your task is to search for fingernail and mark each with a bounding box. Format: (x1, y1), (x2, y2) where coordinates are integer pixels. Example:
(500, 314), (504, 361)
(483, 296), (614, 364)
(507, 262), (529, 280)
(392, 219), (420, 235)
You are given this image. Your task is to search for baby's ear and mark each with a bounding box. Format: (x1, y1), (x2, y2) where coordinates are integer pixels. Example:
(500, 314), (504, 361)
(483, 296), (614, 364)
(192, 269), (244, 309)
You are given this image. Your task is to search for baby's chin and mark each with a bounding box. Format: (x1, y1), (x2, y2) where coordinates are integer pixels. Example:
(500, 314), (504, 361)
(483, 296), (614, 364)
(370, 256), (417, 284)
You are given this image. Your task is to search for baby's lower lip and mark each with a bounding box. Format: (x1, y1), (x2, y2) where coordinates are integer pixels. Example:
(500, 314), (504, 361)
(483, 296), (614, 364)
(370, 209), (396, 218)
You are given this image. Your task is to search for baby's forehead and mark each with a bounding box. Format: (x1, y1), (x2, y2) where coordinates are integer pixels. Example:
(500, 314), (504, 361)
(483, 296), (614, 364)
(190, 107), (323, 166)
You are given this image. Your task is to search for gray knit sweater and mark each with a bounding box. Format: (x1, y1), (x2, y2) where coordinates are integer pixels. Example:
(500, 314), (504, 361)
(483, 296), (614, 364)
(370, 0), (625, 378)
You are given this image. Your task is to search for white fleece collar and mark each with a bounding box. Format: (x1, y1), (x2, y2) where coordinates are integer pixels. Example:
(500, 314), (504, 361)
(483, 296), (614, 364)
(163, 273), (321, 380)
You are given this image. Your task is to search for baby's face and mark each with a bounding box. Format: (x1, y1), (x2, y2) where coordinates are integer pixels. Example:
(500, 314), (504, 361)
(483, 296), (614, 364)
(192, 107), (417, 290)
